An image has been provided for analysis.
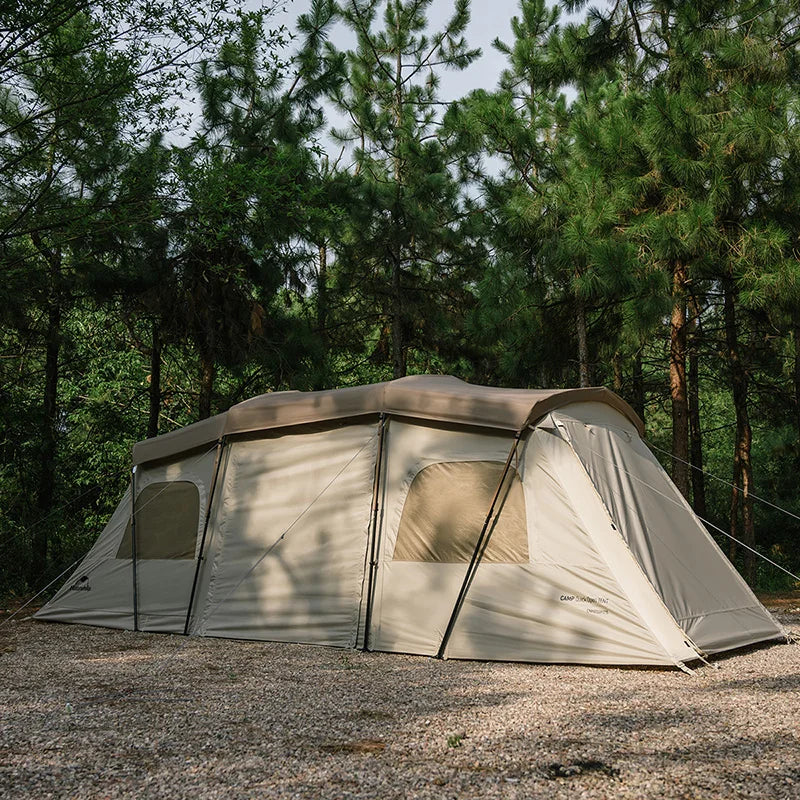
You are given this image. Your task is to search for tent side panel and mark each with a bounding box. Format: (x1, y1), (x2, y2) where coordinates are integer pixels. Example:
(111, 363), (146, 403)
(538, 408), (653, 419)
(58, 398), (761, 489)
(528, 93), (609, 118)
(196, 423), (377, 646)
(553, 403), (784, 654)
(37, 445), (219, 633)
(35, 486), (135, 629)
(446, 565), (679, 665)
(366, 421), (519, 656)
(128, 449), (217, 633)
(445, 428), (692, 665)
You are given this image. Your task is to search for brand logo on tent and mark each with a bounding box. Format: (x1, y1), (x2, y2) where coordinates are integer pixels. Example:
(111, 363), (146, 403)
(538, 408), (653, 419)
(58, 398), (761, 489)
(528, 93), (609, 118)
(559, 594), (610, 614)
(68, 575), (91, 592)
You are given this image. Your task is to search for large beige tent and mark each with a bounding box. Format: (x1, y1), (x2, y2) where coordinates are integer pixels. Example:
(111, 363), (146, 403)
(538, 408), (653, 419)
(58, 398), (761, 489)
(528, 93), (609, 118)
(37, 376), (785, 668)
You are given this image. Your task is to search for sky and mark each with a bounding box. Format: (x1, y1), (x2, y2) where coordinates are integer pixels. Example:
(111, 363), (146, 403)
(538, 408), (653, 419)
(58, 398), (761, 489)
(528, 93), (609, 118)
(264, 0), (557, 162)
(174, 1), (594, 151)
(273, 0), (533, 99)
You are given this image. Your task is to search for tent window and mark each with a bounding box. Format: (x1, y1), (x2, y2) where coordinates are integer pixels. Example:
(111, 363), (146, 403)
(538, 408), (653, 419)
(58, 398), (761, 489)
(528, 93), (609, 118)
(393, 461), (529, 564)
(116, 481), (200, 560)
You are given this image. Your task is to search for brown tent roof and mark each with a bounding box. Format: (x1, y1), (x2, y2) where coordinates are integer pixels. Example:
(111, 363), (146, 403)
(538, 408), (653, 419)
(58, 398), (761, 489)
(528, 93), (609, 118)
(132, 375), (643, 465)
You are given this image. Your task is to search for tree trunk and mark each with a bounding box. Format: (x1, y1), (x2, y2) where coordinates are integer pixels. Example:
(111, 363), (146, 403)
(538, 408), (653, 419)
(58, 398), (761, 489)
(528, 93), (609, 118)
(612, 350), (623, 394)
(317, 243), (328, 339)
(632, 349), (645, 426)
(391, 256), (406, 379)
(724, 281), (755, 585)
(669, 261), (690, 499)
(30, 240), (62, 585)
(198, 349), (215, 420)
(688, 295), (706, 518)
(576, 297), (590, 387)
(793, 308), (800, 446)
(147, 319), (161, 439)
(312, 243), (330, 390)
(390, 31), (406, 380)
(729, 456), (740, 563)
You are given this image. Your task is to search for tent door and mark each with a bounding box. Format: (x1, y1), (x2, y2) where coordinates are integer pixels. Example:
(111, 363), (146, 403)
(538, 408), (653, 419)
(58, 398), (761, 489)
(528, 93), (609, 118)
(363, 420), (525, 656)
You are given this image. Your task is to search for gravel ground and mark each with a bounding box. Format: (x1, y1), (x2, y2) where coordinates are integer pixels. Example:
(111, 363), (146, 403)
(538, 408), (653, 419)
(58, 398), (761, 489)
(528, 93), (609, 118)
(1, 606), (799, 800)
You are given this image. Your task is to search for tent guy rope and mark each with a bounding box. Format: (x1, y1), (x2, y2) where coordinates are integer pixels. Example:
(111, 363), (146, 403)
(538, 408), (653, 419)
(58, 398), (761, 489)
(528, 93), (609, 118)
(647, 440), (800, 524)
(585, 440), (800, 586)
(0, 556), (84, 629)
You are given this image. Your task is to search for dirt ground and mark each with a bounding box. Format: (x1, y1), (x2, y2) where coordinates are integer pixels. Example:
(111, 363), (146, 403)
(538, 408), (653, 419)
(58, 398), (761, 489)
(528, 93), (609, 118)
(1, 596), (799, 800)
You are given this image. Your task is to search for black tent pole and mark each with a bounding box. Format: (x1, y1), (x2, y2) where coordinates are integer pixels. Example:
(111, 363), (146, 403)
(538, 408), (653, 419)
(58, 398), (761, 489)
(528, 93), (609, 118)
(130, 465), (139, 632)
(363, 413), (387, 651)
(436, 428), (524, 659)
(183, 437), (226, 636)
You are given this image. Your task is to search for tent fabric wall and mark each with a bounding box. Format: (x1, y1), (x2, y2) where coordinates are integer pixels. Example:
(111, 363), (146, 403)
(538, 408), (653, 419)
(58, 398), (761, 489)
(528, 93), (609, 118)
(36, 378), (784, 668)
(129, 448), (217, 634)
(550, 403), (785, 654)
(365, 421), (696, 665)
(442, 427), (695, 665)
(35, 485), (136, 630)
(36, 447), (218, 633)
(367, 421), (516, 656)
(192, 423), (378, 647)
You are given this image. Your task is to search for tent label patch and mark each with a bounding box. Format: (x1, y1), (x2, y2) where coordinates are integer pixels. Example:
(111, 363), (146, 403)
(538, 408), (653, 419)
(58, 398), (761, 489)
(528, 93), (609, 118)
(68, 576), (91, 592)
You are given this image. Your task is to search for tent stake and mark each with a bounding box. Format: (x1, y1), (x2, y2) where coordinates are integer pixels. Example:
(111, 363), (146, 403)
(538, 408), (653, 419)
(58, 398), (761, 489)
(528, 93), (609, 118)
(362, 413), (387, 651)
(183, 437), (226, 636)
(437, 429), (524, 659)
(130, 466), (139, 632)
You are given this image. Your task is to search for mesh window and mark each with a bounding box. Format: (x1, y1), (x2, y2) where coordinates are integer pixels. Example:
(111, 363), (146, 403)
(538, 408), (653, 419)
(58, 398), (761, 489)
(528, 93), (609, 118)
(393, 461), (529, 563)
(116, 481), (200, 559)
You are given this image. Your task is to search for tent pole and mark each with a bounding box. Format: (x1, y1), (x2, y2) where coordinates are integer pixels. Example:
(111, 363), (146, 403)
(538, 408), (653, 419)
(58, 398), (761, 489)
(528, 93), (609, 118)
(437, 428), (524, 659)
(130, 465), (139, 632)
(183, 437), (226, 636)
(363, 413), (387, 651)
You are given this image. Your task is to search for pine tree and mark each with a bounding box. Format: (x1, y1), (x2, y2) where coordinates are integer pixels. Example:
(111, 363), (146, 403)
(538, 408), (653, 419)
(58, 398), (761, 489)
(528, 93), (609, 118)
(172, 6), (341, 417)
(564, 0), (800, 580)
(448, 1), (658, 392)
(0, 10), (145, 582)
(444, 0), (574, 387)
(0, 0), (264, 588)
(329, 0), (481, 379)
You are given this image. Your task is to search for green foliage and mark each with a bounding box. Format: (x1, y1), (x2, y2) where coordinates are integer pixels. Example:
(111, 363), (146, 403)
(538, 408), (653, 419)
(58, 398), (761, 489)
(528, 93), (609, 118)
(447, 732), (466, 748)
(326, 0), (484, 379)
(2, 0), (800, 597)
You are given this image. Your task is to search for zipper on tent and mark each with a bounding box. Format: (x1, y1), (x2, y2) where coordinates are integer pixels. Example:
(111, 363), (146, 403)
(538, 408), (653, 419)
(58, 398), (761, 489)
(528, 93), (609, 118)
(362, 413), (387, 652)
(130, 465), (139, 632)
(437, 429), (524, 660)
(183, 437), (227, 636)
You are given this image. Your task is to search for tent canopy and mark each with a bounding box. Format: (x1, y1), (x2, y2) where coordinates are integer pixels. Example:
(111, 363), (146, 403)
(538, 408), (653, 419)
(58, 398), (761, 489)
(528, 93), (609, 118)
(133, 375), (643, 465)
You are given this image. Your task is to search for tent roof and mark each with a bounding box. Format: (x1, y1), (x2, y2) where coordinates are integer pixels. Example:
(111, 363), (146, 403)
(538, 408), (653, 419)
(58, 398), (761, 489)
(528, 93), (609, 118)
(132, 375), (643, 465)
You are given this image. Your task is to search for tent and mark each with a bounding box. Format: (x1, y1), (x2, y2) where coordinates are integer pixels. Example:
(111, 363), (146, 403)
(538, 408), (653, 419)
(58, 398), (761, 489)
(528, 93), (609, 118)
(36, 375), (785, 668)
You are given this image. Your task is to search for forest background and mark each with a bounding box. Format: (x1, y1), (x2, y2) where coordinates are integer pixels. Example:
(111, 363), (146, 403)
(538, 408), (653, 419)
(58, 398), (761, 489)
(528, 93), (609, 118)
(2, 0), (800, 598)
